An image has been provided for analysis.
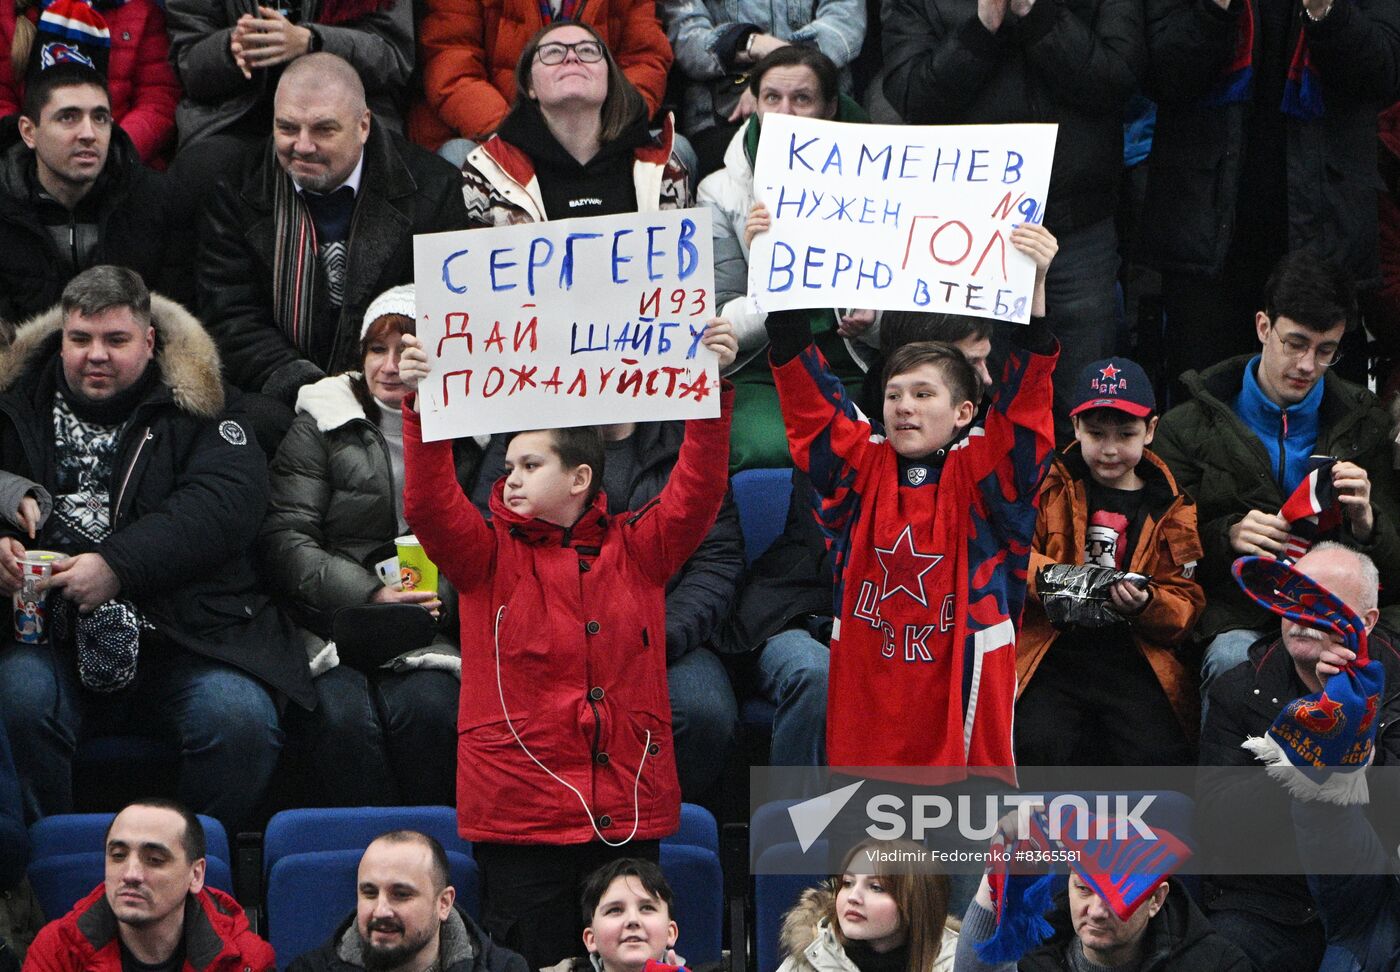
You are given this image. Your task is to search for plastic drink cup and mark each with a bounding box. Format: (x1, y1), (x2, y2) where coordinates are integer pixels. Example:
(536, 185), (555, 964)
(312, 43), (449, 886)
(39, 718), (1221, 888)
(394, 535), (438, 594)
(13, 550), (62, 643)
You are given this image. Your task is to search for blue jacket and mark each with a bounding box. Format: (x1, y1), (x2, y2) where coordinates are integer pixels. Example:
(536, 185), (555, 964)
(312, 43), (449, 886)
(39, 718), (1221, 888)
(1233, 354), (1323, 495)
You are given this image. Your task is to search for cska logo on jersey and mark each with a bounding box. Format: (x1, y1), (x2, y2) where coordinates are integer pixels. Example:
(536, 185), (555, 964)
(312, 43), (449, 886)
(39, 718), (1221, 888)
(874, 525), (944, 606)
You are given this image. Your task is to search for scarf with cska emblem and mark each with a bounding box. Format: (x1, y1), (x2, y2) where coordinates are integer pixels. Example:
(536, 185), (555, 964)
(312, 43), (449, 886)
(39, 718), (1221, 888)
(1233, 556), (1385, 804)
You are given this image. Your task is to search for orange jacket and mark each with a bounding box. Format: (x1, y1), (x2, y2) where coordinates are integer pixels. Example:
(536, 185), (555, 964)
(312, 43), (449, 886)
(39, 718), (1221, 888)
(1017, 446), (1205, 737)
(408, 0), (673, 149)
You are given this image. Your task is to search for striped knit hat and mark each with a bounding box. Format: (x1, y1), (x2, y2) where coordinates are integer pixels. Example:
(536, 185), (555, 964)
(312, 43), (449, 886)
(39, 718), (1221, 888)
(26, 0), (110, 87)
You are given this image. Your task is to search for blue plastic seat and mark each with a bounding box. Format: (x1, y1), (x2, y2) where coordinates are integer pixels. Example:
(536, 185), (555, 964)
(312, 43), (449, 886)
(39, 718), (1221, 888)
(261, 806), (468, 881)
(28, 851), (235, 921)
(659, 843), (723, 965)
(666, 803), (719, 853)
(754, 840), (830, 972)
(730, 468), (794, 565)
(266, 848), (478, 970)
(29, 812), (230, 863)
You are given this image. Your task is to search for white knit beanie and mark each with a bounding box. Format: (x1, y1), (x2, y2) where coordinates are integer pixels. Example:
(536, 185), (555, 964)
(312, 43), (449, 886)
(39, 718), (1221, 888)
(362, 284), (417, 340)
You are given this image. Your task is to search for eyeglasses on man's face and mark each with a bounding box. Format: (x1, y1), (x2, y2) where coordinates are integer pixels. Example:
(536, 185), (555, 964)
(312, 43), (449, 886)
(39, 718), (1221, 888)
(534, 40), (605, 65)
(1268, 321), (1343, 368)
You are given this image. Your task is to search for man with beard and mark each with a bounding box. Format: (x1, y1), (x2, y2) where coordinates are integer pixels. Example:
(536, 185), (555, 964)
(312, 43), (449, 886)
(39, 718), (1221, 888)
(287, 832), (529, 972)
(24, 800), (273, 972)
(1196, 543), (1400, 972)
(196, 53), (467, 439)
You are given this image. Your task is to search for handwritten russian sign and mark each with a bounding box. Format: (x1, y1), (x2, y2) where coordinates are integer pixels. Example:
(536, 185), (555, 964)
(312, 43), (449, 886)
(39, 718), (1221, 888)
(412, 209), (718, 441)
(749, 116), (1058, 323)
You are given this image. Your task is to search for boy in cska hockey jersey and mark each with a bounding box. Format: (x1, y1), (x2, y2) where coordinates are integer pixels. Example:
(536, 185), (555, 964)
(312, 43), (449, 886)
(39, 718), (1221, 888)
(766, 223), (1058, 772)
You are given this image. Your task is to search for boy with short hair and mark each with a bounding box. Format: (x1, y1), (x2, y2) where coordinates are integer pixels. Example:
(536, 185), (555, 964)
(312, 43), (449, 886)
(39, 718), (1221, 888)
(1014, 358), (1205, 766)
(396, 325), (736, 969)
(556, 858), (685, 972)
(764, 224), (1058, 771)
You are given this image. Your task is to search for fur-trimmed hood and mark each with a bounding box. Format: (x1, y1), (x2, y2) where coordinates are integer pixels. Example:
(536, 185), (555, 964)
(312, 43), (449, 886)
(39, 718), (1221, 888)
(296, 372), (370, 433)
(777, 885), (959, 972)
(0, 293), (224, 419)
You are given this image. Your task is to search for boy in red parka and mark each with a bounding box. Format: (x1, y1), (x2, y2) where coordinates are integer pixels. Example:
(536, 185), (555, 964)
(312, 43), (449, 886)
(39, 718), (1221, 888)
(397, 323), (735, 970)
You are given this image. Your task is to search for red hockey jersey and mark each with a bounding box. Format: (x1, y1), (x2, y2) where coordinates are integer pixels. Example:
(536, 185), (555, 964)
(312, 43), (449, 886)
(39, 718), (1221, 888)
(772, 342), (1056, 771)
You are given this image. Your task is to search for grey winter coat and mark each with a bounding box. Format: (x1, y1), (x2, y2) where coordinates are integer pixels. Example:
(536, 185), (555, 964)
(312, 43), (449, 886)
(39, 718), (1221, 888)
(659, 0), (865, 134)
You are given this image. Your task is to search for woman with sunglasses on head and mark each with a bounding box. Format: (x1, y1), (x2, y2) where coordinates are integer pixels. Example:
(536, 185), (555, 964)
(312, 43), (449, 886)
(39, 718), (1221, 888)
(459, 21), (690, 228)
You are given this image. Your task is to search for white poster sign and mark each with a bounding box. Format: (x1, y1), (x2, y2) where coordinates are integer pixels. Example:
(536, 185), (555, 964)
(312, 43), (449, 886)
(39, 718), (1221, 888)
(749, 116), (1058, 323)
(413, 208), (718, 441)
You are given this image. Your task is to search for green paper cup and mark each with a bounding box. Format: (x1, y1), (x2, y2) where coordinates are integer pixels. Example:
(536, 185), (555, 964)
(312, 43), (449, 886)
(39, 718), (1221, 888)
(395, 535), (438, 594)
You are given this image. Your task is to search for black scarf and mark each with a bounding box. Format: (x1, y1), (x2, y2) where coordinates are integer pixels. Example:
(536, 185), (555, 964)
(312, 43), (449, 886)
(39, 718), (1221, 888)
(842, 938), (911, 972)
(54, 356), (160, 426)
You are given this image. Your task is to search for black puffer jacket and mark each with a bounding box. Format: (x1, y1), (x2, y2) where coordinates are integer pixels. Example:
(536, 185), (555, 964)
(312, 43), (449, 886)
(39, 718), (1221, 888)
(0, 118), (187, 328)
(197, 121), (469, 403)
(1142, 0), (1400, 283)
(286, 905), (528, 972)
(881, 0), (1144, 232)
(0, 295), (313, 708)
(470, 421), (744, 662)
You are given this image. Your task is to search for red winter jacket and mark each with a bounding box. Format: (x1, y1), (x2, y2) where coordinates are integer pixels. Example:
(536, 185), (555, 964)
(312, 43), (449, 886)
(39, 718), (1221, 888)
(403, 387), (732, 845)
(0, 1), (179, 167)
(24, 884), (274, 972)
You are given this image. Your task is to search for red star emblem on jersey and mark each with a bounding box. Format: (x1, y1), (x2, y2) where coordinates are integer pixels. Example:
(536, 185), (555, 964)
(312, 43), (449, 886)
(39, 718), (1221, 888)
(875, 524), (944, 607)
(1098, 363), (1121, 381)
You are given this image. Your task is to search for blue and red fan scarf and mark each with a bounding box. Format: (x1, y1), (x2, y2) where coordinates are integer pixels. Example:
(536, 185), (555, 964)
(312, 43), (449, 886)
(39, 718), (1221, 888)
(1279, 457), (1344, 561)
(1203, 0), (1324, 120)
(976, 807), (1192, 962)
(1233, 556), (1384, 804)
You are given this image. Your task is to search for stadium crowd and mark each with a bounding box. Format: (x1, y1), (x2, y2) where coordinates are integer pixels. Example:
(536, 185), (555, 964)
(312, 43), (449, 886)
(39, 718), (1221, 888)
(0, 0), (1398, 968)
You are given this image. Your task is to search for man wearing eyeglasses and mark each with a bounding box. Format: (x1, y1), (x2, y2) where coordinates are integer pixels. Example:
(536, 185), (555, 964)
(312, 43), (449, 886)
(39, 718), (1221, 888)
(1155, 250), (1400, 720)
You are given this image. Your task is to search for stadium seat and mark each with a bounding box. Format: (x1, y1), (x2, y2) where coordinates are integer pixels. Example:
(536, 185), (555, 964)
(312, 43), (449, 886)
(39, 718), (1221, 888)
(666, 803), (719, 853)
(754, 840), (829, 972)
(659, 843), (723, 965)
(29, 812), (230, 863)
(730, 468), (793, 565)
(265, 848), (478, 970)
(26, 812), (233, 920)
(28, 851), (236, 922)
(261, 806), (469, 881)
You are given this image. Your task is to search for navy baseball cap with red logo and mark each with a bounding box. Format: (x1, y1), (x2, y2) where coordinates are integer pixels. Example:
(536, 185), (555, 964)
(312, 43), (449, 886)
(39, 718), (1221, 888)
(1069, 357), (1156, 419)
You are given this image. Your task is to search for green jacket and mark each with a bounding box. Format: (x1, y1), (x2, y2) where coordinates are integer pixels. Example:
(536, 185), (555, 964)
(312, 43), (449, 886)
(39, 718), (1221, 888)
(1155, 355), (1400, 639)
